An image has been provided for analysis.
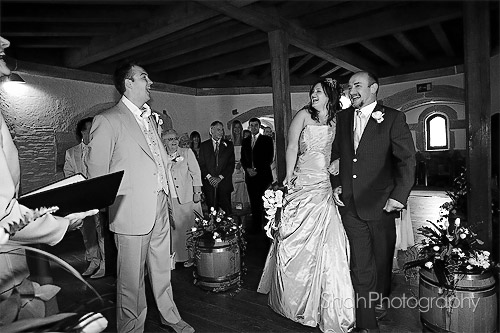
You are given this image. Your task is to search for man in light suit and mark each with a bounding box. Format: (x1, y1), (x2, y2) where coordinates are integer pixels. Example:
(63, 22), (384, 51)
(64, 117), (105, 279)
(240, 118), (274, 234)
(332, 71), (416, 333)
(86, 62), (193, 333)
(198, 121), (235, 214)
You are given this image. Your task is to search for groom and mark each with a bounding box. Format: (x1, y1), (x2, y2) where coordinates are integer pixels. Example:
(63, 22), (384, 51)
(332, 71), (415, 332)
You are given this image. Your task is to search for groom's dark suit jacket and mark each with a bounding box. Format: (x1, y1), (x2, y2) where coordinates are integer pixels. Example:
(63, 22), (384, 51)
(332, 104), (416, 220)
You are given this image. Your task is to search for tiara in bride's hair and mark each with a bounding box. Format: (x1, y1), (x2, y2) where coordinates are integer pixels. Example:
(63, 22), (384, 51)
(324, 77), (337, 88)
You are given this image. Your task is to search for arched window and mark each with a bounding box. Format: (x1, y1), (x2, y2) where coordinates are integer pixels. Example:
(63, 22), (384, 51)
(425, 113), (449, 150)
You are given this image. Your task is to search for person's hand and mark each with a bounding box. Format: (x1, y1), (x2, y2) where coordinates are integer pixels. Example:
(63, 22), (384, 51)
(65, 209), (99, 232)
(383, 198), (404, 213)
(247, 168), (257, 177)
(193, 192), (202, 203)
(327, 159), (340, 176)
(332, 186), (345, 206)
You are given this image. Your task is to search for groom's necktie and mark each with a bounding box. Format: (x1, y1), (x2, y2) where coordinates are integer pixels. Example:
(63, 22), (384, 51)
(354, 109), (363, 152)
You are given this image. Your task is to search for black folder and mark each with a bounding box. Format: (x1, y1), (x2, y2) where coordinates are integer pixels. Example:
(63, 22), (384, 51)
(19, 170), (124, 216)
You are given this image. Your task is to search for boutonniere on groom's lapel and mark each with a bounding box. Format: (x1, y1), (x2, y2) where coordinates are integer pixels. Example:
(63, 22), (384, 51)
(221, 141), (227, 147)
(371, 110), (385, 123)
(152, 112), (164, 126)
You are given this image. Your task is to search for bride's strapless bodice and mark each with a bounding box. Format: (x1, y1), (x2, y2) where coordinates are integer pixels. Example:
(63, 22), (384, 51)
(294, 125), (335, 182)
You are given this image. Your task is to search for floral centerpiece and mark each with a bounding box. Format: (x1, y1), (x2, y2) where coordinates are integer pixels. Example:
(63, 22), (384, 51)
(187, 207), (246, 258)
(404, 205), (493, 291)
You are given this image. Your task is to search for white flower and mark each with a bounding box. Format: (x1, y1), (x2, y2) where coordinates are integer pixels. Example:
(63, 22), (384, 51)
(216, 218), (221, 223)
(460, 233), (466, 239)
(439, 207), (449, 217)
(454, 218), (461, 226)
(466, 265), (473, 270)
(215, 238), (222, 243)
(0, 227), (9, 247)
(433, 245), (440, 251)
(425, 261), (433, 269)
(191, 227), (197, 232)
(173, 156), (184, 162)
(75, 312), (108, 333)
(371, 111), (385, 123)
(483, 251), (490, 256)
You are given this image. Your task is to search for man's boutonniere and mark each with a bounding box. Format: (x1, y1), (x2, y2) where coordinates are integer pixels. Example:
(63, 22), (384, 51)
(152, 112), (164, 126)
(221, 141), (227, 147)
(371, 110), (385, 123)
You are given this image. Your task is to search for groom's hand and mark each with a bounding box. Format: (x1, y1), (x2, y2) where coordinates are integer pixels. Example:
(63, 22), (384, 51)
(383, 198), (404, 213)
(333, 186), (345, 206)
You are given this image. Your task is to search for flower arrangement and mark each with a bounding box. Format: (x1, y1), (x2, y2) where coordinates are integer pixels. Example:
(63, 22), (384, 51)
(404, 205), (493, 291)
(371, 110), (385, 123)
(262, 183), (287, 239)
(170, 151), (184, 163)
(187, 207), (246, 249)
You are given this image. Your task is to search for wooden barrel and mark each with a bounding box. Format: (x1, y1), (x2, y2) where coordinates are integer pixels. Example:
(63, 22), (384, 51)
(194, 233), (240, 292)
(419, 268), (497, 332)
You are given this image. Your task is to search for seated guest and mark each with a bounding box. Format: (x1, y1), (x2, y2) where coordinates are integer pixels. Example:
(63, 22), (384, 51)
(162, 129), (202, 268)
(198, 121), (235, 214)
(189, 130), (201, 159)
(64, 117), (105, 279)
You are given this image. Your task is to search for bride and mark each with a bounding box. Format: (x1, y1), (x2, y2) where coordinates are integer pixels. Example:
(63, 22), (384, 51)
(258, 78), (355, 332)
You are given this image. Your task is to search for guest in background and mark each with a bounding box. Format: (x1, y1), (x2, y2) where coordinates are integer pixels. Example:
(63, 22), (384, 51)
(230, 120), (250, 212)
(189, 131), (201, 160)
(263, 126), (278, 183)
(243, 129), (251, 140)
(86, 62), (193, 333)
(198, 121), (235, 214)
(241, 118), (274, 234)
(162, 129), (202, 268)
(64, 117), (106, 279)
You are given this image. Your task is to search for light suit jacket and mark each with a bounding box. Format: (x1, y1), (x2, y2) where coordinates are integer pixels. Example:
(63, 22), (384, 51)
(169, 147), (202, 205)
(86, 100), (171, 235)
(63, 142), (85, 177)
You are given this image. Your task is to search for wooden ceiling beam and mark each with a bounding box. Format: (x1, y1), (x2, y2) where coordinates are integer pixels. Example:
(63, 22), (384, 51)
(321, 65), (341, 77)
(320, 2), (461, 48)
(139, 23), (255, 66)
(290, 54), (313, 74)
(1, 25), (111, 37)
(13, 37), (90, 48)
(393, 32), (426, 62)
(301, 60), (328, 77)
(148, 31), (267, 72)
(360, 40), (400, 67)
(102, 16), (232, 64)
(164, 44), (305, 84)
(196, 1), (369, 73)
(63, 2), (219, 68)
(430, 23), (456, 57)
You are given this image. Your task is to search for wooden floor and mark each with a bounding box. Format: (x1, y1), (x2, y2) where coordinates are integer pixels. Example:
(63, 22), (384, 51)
(41, 190), (451, 333)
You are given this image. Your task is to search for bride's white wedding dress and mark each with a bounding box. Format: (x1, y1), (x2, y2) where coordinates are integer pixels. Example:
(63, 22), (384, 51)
(258, 124), (355, 333)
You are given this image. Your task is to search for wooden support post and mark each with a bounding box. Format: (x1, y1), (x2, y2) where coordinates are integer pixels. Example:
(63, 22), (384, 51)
(268, 30), (292, 183)
(463, 1), (491, 249)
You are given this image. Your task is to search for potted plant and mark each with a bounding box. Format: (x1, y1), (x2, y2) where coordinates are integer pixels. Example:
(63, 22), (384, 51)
(187, 208), (246, 292)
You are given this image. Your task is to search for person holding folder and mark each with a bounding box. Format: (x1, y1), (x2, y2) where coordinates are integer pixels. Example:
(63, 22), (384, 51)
(0, 36), (98, 323)
(85, 62), (193, 333)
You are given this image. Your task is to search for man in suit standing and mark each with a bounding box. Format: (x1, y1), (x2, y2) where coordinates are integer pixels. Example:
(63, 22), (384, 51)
(198, 121), (235, 214)
(240, 118), (274, 234)
(64, 117), (106, 279)
(332, 71), (416, 333)
(86, 62), (193, 333)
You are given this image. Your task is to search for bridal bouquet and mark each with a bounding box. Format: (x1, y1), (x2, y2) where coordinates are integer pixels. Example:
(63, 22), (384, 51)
(262, 183), (287, 239)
